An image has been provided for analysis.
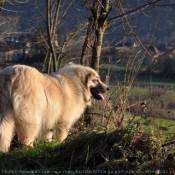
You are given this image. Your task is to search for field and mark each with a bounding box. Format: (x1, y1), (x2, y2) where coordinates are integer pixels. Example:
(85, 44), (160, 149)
(100, 64), (175, 87)
(133, 116), (175, 138)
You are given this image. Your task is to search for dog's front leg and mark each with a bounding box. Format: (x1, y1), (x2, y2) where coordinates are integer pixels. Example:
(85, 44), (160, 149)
(53, 122), (71, 143)
(45, 128), (54, 142)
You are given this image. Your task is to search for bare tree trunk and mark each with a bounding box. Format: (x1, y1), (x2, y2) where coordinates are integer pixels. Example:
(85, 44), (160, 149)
(90, 0), (109, 72)
(0, 1), (4, 14)
(80, 21), (92, 65)
(46, 0), (61, 73)
(91, 28), (105, 72)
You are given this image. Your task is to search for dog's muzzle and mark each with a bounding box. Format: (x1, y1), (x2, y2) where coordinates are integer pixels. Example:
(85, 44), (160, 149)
(90, 86), (109, 100)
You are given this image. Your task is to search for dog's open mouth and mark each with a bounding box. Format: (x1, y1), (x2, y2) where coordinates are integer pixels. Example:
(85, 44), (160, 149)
(90, 88), (104, 100)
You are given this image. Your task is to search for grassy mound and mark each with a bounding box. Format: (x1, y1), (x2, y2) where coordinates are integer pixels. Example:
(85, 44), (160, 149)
(1, 120), (175, 174)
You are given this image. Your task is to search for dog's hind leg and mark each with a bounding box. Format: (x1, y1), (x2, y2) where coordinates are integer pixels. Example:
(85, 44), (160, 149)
(16, 122), (41, 147)
(0, 111), (15, 153)
(15, 113), (41, 147)
(16, 121), (41, 147)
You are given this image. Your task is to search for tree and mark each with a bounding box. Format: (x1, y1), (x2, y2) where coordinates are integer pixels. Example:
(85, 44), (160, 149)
(81, 0), (162, 72)
(80, 0), (110, 72)
(43, 0), (85, 73)
(0, 0), (4, 14)
(45, 0), (61, 73)
(0, 16), (20, 34)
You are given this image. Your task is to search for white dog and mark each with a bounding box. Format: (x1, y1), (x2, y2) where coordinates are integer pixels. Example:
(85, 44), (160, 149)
(0, 64), (108, 152)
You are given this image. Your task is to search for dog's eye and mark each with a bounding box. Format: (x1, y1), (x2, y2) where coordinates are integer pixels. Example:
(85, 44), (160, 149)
(92, 79), (99, 83)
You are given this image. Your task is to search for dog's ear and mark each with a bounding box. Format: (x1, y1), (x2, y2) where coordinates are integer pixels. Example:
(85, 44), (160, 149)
(75, 68), (91, 86)
(85, 73), (91, 85)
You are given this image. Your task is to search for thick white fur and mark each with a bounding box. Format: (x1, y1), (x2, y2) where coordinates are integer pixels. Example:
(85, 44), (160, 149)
(0, 64), (107, 152)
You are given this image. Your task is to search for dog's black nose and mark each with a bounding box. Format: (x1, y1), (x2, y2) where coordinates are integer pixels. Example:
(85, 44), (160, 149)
(107, 87), (110, 91)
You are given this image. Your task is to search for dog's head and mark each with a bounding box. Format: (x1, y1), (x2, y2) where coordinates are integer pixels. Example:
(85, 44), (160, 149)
(86, 71), (109, 100)
(54, 64), (109, 102)
(74, 65), (109, 101)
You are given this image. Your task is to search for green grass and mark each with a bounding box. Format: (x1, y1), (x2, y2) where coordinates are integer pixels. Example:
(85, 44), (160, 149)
(0, 141), (60, 170)
(133, 116), (175, 138)
(129, 87), (151, 97)
(100, 64), (175, 86)
(100, 63), (125, 70)
(134, 74), (175, 85)
(109, 85), (175, 99)
(108, 86), (153, 99)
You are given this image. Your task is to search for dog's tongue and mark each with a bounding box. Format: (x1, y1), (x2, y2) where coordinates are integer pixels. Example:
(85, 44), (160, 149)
(98, 93), (104, 100)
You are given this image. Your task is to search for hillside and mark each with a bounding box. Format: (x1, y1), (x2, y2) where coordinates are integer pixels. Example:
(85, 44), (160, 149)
(1, 0), (175, 44)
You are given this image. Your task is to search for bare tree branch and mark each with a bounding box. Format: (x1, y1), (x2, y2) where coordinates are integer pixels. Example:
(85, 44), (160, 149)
(108, 0), (160, 22)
